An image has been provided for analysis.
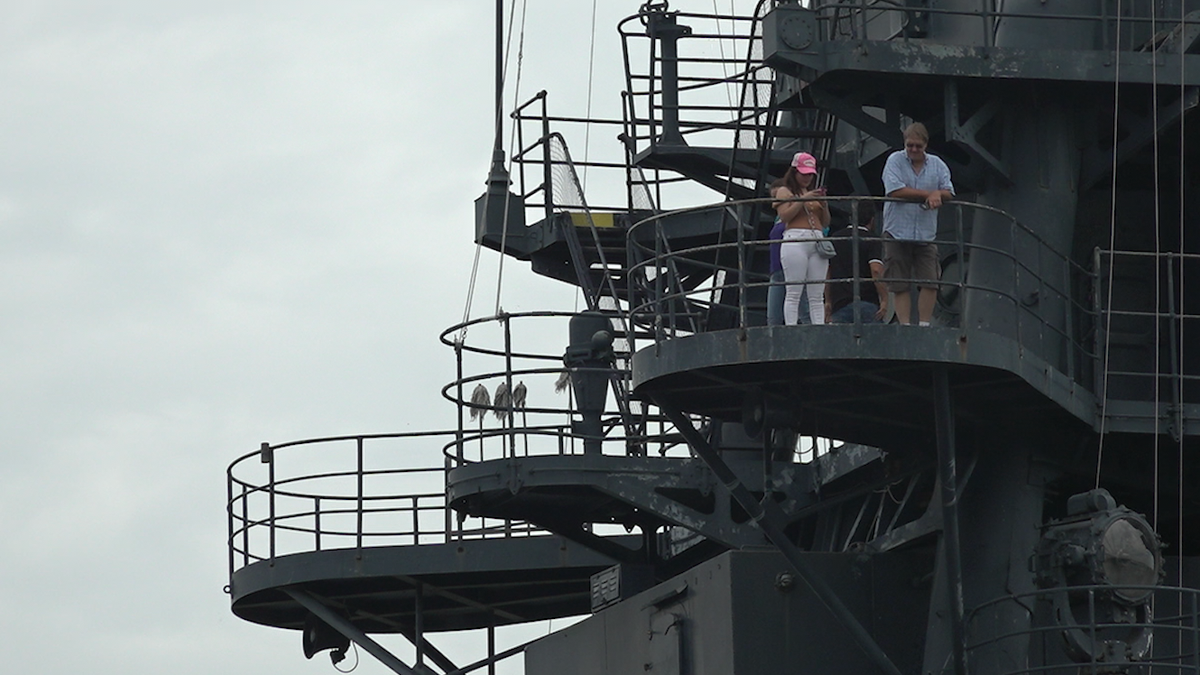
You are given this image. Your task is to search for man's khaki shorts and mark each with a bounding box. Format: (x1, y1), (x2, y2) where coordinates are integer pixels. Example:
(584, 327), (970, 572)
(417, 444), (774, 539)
(883, 236), (940, 292)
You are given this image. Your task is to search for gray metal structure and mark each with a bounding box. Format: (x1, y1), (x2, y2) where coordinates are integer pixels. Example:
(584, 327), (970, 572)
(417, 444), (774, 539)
(227, 2), (1200, 674)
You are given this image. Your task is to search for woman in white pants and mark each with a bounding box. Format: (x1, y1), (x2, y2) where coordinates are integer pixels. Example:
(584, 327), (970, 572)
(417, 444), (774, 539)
(774, 152), (831, 325)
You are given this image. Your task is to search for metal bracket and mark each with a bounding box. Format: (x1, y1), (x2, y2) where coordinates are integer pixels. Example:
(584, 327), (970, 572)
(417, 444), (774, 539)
(659, 405), (905, 675)
(944, 80), (1011, 185)
(809, 84), (904, 149)
(1080, 85), (1200, 191)
(286, 588), (429, 675)
(1140, 10), (1200, 55)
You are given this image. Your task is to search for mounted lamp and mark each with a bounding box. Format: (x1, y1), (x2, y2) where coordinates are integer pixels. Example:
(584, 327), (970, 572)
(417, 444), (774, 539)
(1034, 489), (1163, 667)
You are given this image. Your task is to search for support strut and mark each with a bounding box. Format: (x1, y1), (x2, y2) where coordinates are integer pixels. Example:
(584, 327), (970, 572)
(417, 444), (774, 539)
(660, 406), (904, 675)
(933, 366), (968, 675)
(286, 587), (425, 675)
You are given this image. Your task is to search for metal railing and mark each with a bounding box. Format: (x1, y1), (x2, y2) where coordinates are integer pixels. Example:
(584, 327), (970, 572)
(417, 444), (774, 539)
(966, 584), (1200, 675)
(1094, 249), (1200, 429)
(806, 0), (1200, 52)
(628, 196), (1099, 384)
(619, 3), (775, 155)
(440, 311), (692, 465)
(511, 92), (637, 220)
(509, 4), (781, 224)
(225, 430), (546, 577)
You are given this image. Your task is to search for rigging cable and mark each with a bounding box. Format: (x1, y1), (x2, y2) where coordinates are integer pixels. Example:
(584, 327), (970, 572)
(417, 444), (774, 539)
(1150, 0), (1162, 532)
(1142, 6), (1161, 638)
(1145, 6), (1178, 641)
(583, 0), (599, 189)
(1095, 0), (1124, 487)
(460, 0), (525, 341)
(1177, 0), (1187, 590)
(713, 0), (735, 110)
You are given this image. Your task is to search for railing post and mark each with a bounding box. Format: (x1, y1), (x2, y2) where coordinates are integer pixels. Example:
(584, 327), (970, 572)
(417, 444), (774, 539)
(488, 613), (497, 675)
(737, 204), (748, 331)
(1065, 255), (1077, 382)
(981, 0), (994, 48)
(514, 98), (526, 207)
(503, 313), (516, 458)
(1088, 588), (1098, 675)
(1093, 247), (1104, 400)
(415, 580), (425, 669)
(957, 206), (969, 333)
(655, 222), (665, 345)
(226, 469), (235, 578)
(851, 199), (863, 334)
(1191, 590), (1198, 675)
(356, 437), (365, 558)
(413, 496), (421, 545)
(1010, 214), (1022, 344)
(240, 484), (250, 567)
(1167, 253), (1184, 441)
(454, 341), (466, 541)
(541, 93), (553, 224)
(263, 442), (276, 566)
(314, 496), (322, 552)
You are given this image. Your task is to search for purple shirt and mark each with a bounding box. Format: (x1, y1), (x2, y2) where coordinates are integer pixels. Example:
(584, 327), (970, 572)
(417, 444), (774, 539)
(769, 218), (785, 273)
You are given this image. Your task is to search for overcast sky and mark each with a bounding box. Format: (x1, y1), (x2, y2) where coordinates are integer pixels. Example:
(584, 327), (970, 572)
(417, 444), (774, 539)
(0, 2), (745, 673)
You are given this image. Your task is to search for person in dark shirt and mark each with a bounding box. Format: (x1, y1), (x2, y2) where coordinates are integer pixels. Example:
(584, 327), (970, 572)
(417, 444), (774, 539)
(766, 179), (787, 326)
(824, 206), (889, 324)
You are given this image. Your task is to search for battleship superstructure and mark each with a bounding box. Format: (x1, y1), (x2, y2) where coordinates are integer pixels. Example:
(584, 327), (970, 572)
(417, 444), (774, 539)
(226, 2), (1200, 674)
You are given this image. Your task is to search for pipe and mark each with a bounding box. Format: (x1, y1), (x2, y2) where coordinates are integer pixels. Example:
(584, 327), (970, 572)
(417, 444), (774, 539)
(933, 366), (969, 675)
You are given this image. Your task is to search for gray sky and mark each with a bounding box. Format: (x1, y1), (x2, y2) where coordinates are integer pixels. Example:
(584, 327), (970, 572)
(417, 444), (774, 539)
(0, 2), (737, 673)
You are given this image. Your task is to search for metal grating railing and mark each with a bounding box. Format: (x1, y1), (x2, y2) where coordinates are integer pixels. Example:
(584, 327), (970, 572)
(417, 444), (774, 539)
(225, 430), (546, 578)
(440, 311), (692, 464)
(627, 196), (1099, 384)
(966, 584), (1200, 675)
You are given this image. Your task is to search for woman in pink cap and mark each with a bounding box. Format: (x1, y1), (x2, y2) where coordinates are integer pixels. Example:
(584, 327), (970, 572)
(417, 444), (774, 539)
(774, 151), (831, 325)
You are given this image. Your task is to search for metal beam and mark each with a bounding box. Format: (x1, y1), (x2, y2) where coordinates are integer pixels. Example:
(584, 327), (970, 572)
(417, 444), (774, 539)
(808, 84), (904, 149)
(933, 367), (968, 675)
(285, 587), (425, 675)
(660, 406), (904, 675)
(394, 574), (526, 624)
(944, 80), (1011, 185)
(1080, 85), (1200, 190)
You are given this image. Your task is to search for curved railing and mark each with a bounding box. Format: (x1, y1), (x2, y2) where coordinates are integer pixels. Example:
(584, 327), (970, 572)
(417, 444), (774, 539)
(966, 584), (1200, 675)
(1094, 248), (1200, 427)
(225, 430), (547, 578)
(439, 311), (692, 465)
(618, 2), (775, 160)
(627, 196), (1100, 387)
(807, 0), (1192, 51)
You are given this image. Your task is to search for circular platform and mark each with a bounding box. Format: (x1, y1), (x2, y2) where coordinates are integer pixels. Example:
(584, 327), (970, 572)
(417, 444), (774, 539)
(448, 455), (707, 526)
(632, 324), (1096, 450)
(230, 533), (629, 633)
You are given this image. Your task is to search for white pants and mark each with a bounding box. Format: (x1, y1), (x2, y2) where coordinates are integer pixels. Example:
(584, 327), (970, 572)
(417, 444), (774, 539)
(781, 228), (828, 325)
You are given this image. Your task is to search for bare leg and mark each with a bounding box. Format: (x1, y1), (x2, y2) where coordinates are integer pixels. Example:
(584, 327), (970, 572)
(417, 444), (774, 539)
(918, 287), (937, 324)
(894, 290), (912, 324)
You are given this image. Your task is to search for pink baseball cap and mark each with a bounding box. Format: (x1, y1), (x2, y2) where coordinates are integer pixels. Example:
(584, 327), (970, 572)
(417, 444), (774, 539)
(792, 152), (818, 174)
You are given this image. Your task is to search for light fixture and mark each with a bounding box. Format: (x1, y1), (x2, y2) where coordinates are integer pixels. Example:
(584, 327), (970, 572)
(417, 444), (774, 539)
(1034, 489), (1163, 667)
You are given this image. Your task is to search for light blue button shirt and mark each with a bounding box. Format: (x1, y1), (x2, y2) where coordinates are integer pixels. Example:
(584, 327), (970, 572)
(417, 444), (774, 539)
(882, 150), (955, 241)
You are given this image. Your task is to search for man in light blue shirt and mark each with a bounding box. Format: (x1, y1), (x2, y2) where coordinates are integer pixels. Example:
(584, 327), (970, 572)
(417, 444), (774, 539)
(882, 122), (954, 325)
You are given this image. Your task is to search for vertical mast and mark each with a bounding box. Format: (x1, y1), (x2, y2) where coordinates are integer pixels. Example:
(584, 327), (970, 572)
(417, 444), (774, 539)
(488, 0), (508, 182)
